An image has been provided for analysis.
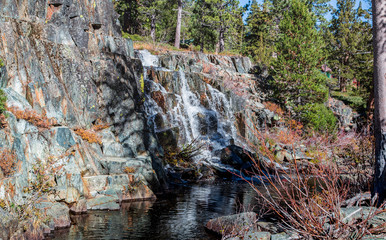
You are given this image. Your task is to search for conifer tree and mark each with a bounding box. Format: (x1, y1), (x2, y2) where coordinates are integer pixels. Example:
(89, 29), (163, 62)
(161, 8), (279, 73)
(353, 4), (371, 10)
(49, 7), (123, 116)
(328, 0), (371, 92)
(191, 0), (220, 52)
(215, 0), (244, 53)
(114, 0), (141, 34)
(272, 0), (327, 109)
(244, 0), (276, 65)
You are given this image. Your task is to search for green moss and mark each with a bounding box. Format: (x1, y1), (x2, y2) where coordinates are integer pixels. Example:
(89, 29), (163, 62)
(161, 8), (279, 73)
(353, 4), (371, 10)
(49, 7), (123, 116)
(140, 74), (145, 93)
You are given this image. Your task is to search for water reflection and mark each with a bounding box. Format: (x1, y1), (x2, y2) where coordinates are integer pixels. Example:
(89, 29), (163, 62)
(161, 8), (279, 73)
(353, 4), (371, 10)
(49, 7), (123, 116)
(50, 182), (258, 240)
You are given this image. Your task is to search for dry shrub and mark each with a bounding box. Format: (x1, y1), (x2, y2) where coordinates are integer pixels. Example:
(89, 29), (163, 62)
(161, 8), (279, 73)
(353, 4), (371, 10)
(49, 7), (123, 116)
(134, 41), (182, 55)
(0, 114), (7, 128)
(264, 102), (285, 117)
(8, 106), (56, 128)
(74, 128), (102, 144)
(92, 120), (110, 132)
(240, 119), (383, 239)
(0, 148), (16, 177)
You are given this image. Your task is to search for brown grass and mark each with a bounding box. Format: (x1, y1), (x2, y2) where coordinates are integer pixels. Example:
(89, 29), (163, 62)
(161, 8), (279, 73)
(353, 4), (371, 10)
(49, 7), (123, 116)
(8, 106), (56, 129)
(133, 41), (242, 57)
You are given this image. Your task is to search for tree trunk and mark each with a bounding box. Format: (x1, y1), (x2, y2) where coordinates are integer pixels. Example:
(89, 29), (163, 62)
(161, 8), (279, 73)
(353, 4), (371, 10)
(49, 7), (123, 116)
(174, 0), (182, 49)
(217, 26), (225, 53)
(372, 0), (386, 204)
(151, 13), (156, 42)
(123, 10), (130, 33)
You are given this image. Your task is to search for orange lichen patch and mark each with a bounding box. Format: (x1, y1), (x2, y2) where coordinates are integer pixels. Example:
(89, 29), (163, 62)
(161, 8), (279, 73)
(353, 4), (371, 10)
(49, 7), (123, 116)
(46, 4), (61, 21)
(200, 93), (208, 106)
(8, 181), (15, 198)
(202, 76), (214, 85)
(124, 167), (136, 174)
(202, 62), (216, 74)
(74, 128), (102, 144)
(151, 91), (166, 112)
(0, 148), (16, 177)
(35, 88), (45, 108)
(8, 106), (56, 128)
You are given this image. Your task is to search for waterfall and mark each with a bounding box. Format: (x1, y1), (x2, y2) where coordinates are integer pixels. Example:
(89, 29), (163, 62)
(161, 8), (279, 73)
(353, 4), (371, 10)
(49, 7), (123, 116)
(138, 50), (241, 164)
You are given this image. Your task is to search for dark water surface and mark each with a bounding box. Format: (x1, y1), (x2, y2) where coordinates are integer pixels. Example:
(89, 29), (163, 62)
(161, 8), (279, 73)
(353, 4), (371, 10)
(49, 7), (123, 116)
(49, 182), (259, 240)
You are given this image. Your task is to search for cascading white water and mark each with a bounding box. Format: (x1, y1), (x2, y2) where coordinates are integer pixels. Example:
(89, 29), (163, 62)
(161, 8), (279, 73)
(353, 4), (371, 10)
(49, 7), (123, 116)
(138, 50), (241, 164)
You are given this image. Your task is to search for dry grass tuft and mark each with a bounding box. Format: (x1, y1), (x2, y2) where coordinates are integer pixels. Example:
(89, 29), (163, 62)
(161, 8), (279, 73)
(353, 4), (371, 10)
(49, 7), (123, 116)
(8, 107), (56, 129)
(74, 128), (102, 144)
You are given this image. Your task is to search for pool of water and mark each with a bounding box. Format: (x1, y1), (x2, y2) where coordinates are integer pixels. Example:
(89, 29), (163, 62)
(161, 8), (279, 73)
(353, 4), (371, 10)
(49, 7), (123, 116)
(49, 182), (259, 240)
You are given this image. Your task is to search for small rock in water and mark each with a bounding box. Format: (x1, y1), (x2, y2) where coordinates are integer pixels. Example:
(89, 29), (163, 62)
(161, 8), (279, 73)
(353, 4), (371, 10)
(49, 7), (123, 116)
(205, 212), (257, 236)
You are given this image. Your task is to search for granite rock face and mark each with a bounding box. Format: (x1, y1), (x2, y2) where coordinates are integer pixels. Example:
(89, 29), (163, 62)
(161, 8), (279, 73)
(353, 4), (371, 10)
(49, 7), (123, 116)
(0, 1), (163, 235)
(142, 50), (271, 157)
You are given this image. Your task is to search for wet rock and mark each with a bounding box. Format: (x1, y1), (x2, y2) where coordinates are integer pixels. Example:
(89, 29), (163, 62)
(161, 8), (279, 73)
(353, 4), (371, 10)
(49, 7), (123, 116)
(86, 196), (120, 210)
(156, 127), (179, 151)
(45, 202), (71, 229)
(70, 199), (87, 214)
(220, 145), (255, 171)
(206, 212), (257, 236)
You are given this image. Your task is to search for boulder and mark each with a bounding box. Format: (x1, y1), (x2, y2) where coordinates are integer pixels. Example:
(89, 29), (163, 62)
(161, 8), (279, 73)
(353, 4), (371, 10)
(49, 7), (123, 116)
(45, 202), (71, 229)
(70, 199), (87, 214)
(86, 196), (120, 210)
(220, 145), (256, 171)
(156, 127), (179, 151)
(0, 208), (18, 240)
(206, 212), (257, 236)
(328, 98), (356, 130)
(227, 231), (271, 240)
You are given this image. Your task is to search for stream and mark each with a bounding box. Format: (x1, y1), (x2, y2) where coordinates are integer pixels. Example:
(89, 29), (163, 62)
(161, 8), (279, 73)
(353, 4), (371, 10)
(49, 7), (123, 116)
(49, 182), (260, 240)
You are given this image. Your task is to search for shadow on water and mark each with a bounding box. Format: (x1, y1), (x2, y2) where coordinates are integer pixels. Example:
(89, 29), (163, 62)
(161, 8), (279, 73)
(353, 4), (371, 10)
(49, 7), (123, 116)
(48, 182), (260, 240)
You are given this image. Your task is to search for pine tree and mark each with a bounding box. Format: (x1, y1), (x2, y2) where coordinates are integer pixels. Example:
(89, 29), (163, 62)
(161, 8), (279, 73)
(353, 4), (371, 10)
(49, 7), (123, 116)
(215, 0), (244, 53)
(328, 0), (369, 92)
(191, 0), (220, 52)
(272, 0), (327, 109)
(244, 0), (276, 65)
(114, 0), (141, 34)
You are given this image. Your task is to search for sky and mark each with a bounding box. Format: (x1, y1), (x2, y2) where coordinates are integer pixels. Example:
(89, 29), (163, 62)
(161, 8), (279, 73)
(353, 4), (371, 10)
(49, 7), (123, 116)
(239, 0), (371, 20)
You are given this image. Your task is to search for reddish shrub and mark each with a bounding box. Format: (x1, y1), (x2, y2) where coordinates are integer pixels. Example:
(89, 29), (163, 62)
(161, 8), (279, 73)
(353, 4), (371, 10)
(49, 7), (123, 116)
(0, 148), (16, 177)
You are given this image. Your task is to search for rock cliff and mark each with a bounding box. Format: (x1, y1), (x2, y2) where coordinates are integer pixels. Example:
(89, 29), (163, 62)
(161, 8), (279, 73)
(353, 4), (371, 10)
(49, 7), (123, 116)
(0, 0), (166, 227)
